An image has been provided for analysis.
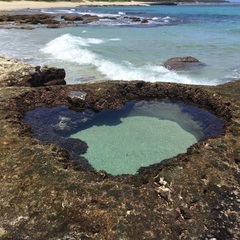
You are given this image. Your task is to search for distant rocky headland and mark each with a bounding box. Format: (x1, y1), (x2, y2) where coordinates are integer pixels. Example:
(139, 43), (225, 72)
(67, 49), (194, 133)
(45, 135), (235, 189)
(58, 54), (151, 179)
(0, 55), (239, 239)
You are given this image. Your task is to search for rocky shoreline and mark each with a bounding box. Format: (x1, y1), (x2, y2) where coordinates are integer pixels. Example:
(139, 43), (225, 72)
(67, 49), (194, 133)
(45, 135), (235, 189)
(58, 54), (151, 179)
(0, 11), (155, 29)
(0, 55), (239, 239)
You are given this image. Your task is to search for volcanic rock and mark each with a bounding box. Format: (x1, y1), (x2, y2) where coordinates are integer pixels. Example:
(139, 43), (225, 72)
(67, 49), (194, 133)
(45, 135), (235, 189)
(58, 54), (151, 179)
(0, 12), (148, 30)
(164, 56), (206, 71)
(141, 19), (149, 24)
(130, 16), (141, 22)
(61, 15), (84, 21)
(0, 14), (57, 25)
(0, 55), (66, 87)
(82, 15), (101, 24)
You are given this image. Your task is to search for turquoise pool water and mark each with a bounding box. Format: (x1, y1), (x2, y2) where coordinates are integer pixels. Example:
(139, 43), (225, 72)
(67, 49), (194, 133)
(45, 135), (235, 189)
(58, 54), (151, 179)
(24, 101), (225, 175)
(68, 101), (223, 175)
(71, 115), (198, 175)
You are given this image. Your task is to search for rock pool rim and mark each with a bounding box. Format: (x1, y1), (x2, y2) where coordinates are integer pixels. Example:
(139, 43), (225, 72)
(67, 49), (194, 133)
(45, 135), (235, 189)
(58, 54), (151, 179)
(23, 100), (225, 176)
(14, 80), (233, 178)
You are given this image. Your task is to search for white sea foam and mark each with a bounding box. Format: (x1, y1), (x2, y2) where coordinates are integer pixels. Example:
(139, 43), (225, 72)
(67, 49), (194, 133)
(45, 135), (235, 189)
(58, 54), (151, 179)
(41, 34), (209, 85)
(87, 38), (104, 44)
(41, 35), (96, 65)
(78, 11), (119, 18)
(40, 9), (55, 14)
(225, 67), (240, 80)
(41, 9), (76, 14)
(109, 38), (121, 41)
(118, 12), (126, 15)
(163, 16), (173, 23)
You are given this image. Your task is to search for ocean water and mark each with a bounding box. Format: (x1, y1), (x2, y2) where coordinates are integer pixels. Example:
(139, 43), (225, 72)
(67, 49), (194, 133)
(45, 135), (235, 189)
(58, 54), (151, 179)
(1, 4), (240, 85)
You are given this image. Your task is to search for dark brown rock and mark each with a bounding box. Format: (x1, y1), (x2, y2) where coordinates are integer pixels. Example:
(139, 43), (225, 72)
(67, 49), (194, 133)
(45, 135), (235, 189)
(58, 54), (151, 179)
(29, 66), (66, 87)
(46, 24), (61, 29)
(130, 16), (141, 22)
(19, 26), (35, 30)
(0, 14), (56, 25)
(141, 19), (149, 24)
(0, 56), (66, 87)
(164, 56), (206, 71)
(0, 12), (146, 29)
(82, 15), (101, 24)
(61, 15), (84, 21)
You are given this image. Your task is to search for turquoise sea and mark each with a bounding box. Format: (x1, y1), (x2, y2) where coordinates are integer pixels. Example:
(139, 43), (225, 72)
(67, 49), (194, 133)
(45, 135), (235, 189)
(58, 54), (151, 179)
(1, 4), (240, 85)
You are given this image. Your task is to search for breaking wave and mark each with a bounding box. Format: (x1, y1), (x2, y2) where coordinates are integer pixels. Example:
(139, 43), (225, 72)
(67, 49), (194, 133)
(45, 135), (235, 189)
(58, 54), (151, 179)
(41, 34), (208, 85)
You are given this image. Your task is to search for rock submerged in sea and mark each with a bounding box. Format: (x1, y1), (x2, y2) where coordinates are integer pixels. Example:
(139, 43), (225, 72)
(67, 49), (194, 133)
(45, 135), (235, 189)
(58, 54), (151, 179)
(164, 56), (206, 71)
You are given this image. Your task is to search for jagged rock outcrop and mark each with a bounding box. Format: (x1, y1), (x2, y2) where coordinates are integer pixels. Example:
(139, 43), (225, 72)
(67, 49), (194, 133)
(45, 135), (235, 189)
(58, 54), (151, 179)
(0, 14), (57, 25)
(164, 56), (206, 71)
(0, 55), (66, 87)
(0, 13), (149, 30)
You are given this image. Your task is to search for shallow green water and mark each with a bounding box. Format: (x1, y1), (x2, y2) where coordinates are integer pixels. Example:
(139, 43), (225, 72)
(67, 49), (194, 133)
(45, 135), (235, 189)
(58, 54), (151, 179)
(69, 101), (208, 175)
(71, 115), (198, 175)
(24, 100), (224, 175)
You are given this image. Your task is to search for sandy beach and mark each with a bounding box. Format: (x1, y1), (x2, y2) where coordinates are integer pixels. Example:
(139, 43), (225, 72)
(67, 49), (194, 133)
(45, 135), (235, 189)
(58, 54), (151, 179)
(0, 1), (148, 11)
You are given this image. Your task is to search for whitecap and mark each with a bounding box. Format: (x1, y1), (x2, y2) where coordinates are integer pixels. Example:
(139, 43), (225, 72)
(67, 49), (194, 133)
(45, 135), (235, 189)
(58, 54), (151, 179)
(78, 11), (119, 18)
(87, 38), (104, 44)
(118, 12), (126, 16)
(164, 16), (171, 20)
(225, 67), (240, 80)
(41, 8), (76, 14)
(41, 34), (98, 65)
(109, 38), (121, 41)
(40, 9), (55, 14)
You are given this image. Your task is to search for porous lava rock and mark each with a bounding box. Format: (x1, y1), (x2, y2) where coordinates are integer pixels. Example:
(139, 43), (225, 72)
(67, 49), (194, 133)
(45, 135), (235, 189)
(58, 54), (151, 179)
(0, 12), (149, 30)
(164, 56), (206, 71)
(0, 13), (57, 25)
(0, 55), (66, 87)
(61, 15), (84, 22)
(0, 56), (239, 239)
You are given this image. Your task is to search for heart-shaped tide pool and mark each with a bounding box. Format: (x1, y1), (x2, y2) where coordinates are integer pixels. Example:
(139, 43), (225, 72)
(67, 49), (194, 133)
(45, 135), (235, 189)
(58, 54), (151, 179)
(24, 101), (224, 175)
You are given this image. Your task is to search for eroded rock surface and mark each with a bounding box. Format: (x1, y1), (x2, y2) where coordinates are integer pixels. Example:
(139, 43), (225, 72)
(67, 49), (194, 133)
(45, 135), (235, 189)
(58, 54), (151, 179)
(0, 57), (239, 239)
(0, 55), (66, 87)
(0, 12), (150, 29)
(164, 56), (206, 71)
